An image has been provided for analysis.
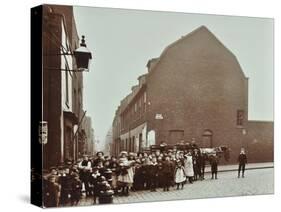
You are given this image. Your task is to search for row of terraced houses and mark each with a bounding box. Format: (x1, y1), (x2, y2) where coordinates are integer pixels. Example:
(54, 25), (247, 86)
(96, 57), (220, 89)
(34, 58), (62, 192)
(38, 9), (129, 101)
(111, 26), (273, 163)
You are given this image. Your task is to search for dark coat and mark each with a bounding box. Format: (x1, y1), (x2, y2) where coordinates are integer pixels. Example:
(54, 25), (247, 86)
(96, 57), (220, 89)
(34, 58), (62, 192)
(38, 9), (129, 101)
(89, 173), (101, 195)
(71, 179), (82, 200)
(92, 158), (104, 167)
(162, 160), (174, 175)
(148, 163), (159, 177)
(238, 154), (247, 164)
(59, 174), (73, 193)
(210, 156), (219, 172)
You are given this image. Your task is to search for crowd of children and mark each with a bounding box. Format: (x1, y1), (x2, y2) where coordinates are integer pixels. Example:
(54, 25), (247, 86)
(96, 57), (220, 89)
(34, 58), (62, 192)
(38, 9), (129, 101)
(42, 148), (220, 207)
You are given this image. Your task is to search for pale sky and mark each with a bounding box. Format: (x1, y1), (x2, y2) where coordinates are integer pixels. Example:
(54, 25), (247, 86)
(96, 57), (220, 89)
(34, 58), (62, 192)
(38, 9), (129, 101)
(73, 6), (274, 144)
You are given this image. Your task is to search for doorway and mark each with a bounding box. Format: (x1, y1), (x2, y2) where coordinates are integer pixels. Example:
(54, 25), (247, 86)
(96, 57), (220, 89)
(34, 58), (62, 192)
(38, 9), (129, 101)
(202, 130), (213, 148)
(139, 133), (143, 152)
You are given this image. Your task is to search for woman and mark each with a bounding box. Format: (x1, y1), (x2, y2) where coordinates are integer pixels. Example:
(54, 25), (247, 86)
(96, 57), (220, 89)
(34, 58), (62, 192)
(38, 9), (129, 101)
(184, 152), (194, 184)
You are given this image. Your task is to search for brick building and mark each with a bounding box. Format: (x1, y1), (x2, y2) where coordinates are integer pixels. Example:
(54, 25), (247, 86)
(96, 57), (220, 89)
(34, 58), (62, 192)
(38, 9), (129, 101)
(42, 5), (88, 168)
(111, 26), (273, 163)
(80, 116), (95, 156)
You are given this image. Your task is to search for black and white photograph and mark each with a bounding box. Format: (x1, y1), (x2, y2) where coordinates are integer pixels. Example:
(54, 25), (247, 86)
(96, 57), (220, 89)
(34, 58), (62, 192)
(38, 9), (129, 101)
(28, 1), (276, 210)
(2, 0), (281, 211)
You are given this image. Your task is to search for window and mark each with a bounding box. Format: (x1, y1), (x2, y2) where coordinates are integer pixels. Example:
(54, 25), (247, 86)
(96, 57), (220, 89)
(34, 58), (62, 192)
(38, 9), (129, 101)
(125, 139), (128, 151)
(73, 89), (76, 112)
(132, 136), (135, 152)
(237, 110), (244, 126)
(65, 65), (69, 106)
(143, 92), (147, 113)
(138, 101), (141, 118)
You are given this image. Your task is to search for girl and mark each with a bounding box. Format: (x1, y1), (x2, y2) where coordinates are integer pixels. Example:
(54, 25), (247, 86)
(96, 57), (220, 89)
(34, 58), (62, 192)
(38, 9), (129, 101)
(184, 152), (194, 184)
(174, 160), (186, 190)
(117, 151), (134, 196)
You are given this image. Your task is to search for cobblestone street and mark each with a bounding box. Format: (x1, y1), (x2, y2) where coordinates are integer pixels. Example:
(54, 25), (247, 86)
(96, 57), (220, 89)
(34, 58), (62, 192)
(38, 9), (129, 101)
(77, 167), (274, 206)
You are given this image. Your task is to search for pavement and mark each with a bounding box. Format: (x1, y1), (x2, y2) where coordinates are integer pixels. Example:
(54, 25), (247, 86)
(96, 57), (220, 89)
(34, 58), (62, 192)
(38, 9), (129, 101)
(77, 163), (274, 206)
(204, 162), (273, 173)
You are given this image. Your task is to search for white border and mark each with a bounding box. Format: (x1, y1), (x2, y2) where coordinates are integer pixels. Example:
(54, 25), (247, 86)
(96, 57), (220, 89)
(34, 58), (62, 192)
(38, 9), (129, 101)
(0, 0), (279, 211)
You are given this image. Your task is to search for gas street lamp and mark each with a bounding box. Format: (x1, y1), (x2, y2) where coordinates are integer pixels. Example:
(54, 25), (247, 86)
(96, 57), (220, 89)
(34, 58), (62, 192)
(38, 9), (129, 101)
(73, 35), (92, 71)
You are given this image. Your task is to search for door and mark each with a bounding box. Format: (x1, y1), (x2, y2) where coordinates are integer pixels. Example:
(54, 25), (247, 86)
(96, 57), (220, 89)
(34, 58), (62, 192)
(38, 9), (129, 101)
(64, 127), (72, 161)
(139, 133), (143, 152)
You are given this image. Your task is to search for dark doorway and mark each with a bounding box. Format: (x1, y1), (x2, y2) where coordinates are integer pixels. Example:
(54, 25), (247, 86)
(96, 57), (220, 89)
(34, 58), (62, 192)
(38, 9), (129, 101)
(64, 127), (73, 161)
(132, 136), (135, 152)
(139, 133), (143, 152)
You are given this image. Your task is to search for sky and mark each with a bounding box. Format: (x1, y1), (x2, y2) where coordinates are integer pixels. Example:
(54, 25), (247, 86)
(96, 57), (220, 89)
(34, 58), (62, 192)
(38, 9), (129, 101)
(73, 6), (274, 145)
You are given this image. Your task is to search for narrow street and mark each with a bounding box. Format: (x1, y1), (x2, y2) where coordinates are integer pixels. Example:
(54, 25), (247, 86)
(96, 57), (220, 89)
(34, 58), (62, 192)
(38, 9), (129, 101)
(77, 167), (273, 205)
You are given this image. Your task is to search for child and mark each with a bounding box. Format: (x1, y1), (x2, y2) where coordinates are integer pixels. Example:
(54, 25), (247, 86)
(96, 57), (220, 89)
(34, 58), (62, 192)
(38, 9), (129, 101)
(45, 175), (61, 207)
(184, 152), (194, 184)
(109, 156), (119, 192)
(132, 162), (143, 191)
(117, 155), (133, 196)
(149, 157), (159, 192)
(71, 174), (82, 206)
(174, 160), (186, 190)
(90, 167), (101, 204)
(162, 156), (174, 191)
(238, 148), (247, 178)
(210, 155), (219, 179)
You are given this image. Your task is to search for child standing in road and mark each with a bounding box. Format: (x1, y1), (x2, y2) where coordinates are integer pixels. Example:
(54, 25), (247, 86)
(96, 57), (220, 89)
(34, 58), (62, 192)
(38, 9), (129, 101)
(174, 160), (185, 190)
(210, 155), (219, 179)
(90, 167), (101, 204)
(71, 173), (82, 206)
(149, 156), (159, 192)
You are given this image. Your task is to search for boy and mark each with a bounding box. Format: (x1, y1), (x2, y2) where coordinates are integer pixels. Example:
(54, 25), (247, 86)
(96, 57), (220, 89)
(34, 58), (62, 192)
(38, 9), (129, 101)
(71, 173), (82, 206)
(149, 157), (159, 192)
(162, 156), (174, 191)
(238, 149), (247, 178)
(210, 155), (219, 179)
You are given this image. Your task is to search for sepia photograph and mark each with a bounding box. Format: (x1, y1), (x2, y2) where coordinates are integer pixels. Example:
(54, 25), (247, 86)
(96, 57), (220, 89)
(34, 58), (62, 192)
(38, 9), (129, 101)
(31, 4), (274, 208)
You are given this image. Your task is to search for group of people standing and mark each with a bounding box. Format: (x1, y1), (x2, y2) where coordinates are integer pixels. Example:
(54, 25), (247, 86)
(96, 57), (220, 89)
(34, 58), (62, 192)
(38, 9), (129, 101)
(42, 147), (248, 207)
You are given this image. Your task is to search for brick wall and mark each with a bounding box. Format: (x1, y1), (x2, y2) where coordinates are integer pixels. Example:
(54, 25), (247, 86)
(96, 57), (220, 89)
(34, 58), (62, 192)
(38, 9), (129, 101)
(112, 26), (273, 163)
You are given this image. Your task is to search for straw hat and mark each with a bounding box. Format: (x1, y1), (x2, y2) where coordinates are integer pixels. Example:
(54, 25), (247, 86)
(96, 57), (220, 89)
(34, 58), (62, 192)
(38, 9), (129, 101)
(119, 151), (128, 157)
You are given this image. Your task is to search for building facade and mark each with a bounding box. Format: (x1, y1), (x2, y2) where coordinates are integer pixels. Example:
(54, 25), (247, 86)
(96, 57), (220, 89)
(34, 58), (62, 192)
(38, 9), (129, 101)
(111, 26), (273, 163)
(80, 116), (95, 156)
(42, 5), (88, 168)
